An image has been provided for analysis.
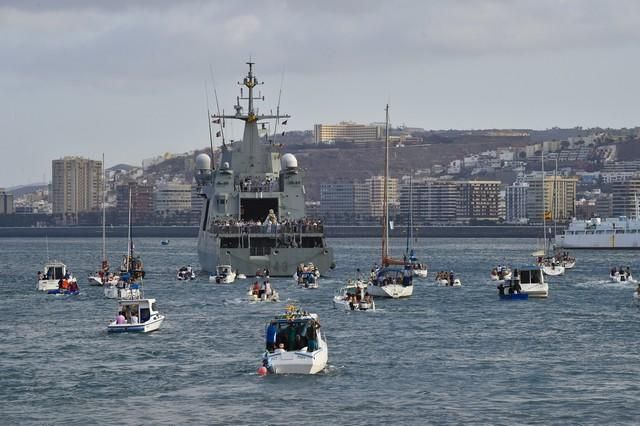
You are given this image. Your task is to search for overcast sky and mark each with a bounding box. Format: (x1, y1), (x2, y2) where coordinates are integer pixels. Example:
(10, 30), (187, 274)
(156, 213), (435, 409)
(2, 0), (640, 187)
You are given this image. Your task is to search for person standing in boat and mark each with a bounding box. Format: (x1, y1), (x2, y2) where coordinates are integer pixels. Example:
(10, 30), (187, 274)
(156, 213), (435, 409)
(265, 322), (277, 351)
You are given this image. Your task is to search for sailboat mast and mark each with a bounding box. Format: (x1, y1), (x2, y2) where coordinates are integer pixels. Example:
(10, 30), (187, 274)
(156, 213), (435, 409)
(553, 157), (558, 245)
(127, 185), (132, 264)
(381, 104), (390, 265)
(406, 176), (413, 255)
(102, 153), (106, 262)
(542, 153), (547, 254)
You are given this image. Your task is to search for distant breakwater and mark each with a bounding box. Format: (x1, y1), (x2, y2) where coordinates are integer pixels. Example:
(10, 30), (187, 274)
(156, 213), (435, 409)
(0, 225), (550, 238)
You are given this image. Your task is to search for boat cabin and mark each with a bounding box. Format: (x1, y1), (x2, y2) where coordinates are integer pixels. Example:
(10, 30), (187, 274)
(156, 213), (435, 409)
(506, 266), (544, 286)
(42, 261), (67, 281)
(116, 298), (158, 324)
(265, 310), (320, 353)
(216, 265), (233, 277)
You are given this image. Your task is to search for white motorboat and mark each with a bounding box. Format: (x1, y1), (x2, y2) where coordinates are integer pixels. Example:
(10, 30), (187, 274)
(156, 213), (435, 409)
(367, 266), (414, 298)
(609, 268), (636, 284)
(540, 257), (565, 276)
(107, 298), (165, 333)
(177, 266), (196, 281)
(490, 267), (512, 281)
(435, 271), (462, 287)
(333, 279), (375, 311)
(500, 266), (548, 298)
(104, 280), (142, 300)
(261, 306), (327, 375)
(88, 271), (119, 286)
(37, 260), (68, 292)
(247, 280), (280, 302)
(295, 270), (319, 289)
(237, 273), (247, 280)
(211, 264), (237, 284)
(412, 266), (428, 279)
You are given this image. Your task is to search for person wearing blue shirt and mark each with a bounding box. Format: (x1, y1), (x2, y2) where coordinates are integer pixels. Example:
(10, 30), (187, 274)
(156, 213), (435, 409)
(266, 323), (277, 352)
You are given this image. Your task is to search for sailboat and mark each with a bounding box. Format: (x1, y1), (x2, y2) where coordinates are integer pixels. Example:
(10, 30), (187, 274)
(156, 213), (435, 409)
(89, 155), (119, 286)
(405, 176), (428, 278)
(537, 154), (564, 276)
(366, 105), (414, 299)
(550, 157), (576, 269)
(104, 186), (143, 299)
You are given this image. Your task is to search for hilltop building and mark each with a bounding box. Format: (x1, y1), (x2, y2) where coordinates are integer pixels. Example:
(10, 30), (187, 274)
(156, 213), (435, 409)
(314, 122), (383, 144)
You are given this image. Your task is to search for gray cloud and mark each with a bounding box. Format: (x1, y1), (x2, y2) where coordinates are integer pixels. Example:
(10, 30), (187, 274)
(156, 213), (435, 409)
(1, 0), (639, 186)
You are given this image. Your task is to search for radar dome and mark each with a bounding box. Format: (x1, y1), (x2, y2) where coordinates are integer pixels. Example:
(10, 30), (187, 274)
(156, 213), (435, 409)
(281, 153), (298, 169)
(222, 161), (230, 169)
(195, 153), (211, 170)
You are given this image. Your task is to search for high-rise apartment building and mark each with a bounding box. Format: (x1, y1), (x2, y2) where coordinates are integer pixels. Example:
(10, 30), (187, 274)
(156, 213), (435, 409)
(0, 188), (14, 214)
(524, 173), (577, 223)
(398, 179), (460, 224)
(154, 183), (192, 215)
(611, 177), (640, 217)
(505, 181), (529, 223)
(51, 156), (102, 218)
(457, 180), (501, 222)
(116, 182), (154, 225)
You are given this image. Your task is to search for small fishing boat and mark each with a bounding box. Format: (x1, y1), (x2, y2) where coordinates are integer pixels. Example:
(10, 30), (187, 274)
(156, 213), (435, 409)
(237, 273), (247, 280)
(435, 271), (462, 287)
(609, 267), (636, 283)
(490, 266), (512, 281)
(333, 278), (375, 311)
(247, 280), (280, 302)
(161, 239), (170, 245)
(210, 264), (237, 284)
(107, 298), (165, 333)
(295, 270), (319, 289)
(177, 266), (196, 281)
(37, 260), (68, 292)
(260, 305), (327, 375)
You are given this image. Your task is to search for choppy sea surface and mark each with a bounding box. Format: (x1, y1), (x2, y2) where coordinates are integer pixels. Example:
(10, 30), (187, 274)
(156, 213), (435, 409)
(1, 237), (639, 425)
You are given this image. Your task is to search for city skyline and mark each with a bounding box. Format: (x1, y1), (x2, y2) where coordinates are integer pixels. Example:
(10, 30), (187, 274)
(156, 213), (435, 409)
(2, 0), (640, 187)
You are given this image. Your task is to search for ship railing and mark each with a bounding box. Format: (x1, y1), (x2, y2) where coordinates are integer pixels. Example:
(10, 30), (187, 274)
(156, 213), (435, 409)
(210, 222), (324, 235)
(235, 177), (280, 193)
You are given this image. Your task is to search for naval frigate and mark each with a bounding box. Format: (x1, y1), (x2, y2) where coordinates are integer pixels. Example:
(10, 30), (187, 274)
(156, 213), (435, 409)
(194, 62), (335, 276)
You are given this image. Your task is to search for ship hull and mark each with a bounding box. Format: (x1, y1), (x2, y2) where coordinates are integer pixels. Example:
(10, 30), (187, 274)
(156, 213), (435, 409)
(197, 230), (334, 276)
(556, 234), (640, 249)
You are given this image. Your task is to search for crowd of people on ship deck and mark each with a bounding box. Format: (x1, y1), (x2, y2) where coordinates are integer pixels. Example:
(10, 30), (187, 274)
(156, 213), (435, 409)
(236, 175), (280, 193)
(211, 216), (324, 234)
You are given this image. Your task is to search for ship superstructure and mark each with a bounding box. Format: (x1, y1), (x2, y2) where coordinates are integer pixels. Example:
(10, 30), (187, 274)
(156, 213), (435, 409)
(195, 62), (335, 276)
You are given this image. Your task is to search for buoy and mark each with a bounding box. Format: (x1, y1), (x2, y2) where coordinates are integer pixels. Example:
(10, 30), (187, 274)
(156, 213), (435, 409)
(257, 366), (268, 376)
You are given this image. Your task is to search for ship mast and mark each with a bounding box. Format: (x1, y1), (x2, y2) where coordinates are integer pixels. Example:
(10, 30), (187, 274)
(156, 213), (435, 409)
(382, 104), (390, 265)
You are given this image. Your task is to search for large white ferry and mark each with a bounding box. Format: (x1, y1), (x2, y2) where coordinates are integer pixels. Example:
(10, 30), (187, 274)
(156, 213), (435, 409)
(555, 216), (640, 249)
(195, 62), (335, 276)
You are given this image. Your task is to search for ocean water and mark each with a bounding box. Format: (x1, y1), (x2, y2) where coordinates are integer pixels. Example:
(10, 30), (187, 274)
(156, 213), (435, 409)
(1, 237), (639, 425)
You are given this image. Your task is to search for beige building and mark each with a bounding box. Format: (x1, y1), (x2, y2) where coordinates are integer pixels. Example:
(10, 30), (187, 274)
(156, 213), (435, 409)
(524, 174), (577, 223)
(154, 183), (192, 215)
(314, 122), (383, 144)
(366, 176), (399, 219)
(51, 156), (102, 217)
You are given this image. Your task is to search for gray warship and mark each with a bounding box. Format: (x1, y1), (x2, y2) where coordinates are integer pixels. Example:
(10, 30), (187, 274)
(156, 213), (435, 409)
(195, 62), (335, 277)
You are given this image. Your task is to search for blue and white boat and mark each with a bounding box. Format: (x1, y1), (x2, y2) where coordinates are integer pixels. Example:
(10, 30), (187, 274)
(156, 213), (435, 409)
(107, 298), (164, 333)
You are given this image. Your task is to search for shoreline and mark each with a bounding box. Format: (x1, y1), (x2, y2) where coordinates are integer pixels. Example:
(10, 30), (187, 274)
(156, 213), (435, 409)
(0, 225), (549, 238)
